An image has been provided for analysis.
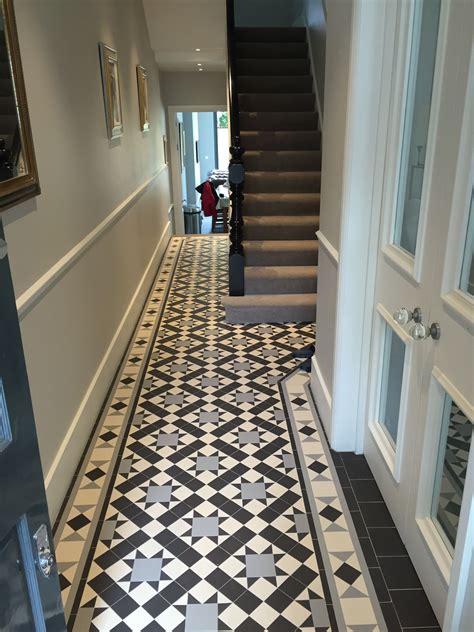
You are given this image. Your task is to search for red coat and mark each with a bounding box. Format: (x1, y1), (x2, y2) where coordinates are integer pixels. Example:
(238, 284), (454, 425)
(200, 181), (217, 218)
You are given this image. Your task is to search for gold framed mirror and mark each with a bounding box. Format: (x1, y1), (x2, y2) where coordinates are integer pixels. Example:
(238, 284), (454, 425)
(0, 0), (40, 212)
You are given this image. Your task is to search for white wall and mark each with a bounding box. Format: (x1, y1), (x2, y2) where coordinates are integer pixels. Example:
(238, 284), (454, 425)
(161, 71), (227, 107)
(311, 0), (353, 437)
(304, 0), (327, 122)
(2, 0), (172, 520)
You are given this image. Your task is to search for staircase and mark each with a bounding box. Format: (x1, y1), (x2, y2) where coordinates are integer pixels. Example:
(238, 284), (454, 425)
(223, 26), (321, 324)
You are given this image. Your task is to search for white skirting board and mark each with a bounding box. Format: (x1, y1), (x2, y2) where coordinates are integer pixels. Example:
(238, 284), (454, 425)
(44, 220), (172, 521)
(310, 355), (333, 440)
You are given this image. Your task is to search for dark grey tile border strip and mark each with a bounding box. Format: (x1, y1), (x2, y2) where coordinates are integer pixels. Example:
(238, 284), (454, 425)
(336, 453), (442, 631)
(54, 238), (183, 620)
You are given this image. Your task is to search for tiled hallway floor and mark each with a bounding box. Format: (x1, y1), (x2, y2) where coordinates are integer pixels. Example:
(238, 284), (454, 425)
(54, 237), (438, 631)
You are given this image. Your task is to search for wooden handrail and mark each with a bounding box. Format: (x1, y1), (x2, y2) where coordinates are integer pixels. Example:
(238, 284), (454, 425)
(226, 0), (245, 296)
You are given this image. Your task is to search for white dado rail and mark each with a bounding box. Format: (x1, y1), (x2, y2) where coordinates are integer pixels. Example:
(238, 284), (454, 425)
(16, 164), (169, 320)
(316, 229), (339, 265)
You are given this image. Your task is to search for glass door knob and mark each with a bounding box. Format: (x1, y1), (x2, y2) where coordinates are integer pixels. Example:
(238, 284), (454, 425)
(393, 307), (412, 325)
(409, 322), (441, 341)
(393, 306), (422, 325)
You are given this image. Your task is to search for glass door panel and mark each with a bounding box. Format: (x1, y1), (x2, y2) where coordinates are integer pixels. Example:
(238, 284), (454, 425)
(394, 0), (441, 255)
(379, 324), (406, 446)
(459, 190), (474, 296)
(431, 394), (473, 551)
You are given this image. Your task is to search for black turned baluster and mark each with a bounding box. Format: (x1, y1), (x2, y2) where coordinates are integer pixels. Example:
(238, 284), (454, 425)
(229, 136), (245, 295)
(226, 0), (245, 296)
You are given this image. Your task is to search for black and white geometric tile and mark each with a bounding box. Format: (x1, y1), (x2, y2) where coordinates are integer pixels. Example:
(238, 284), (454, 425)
(55, 236), (388, 631)
(435, 400), (473, 547)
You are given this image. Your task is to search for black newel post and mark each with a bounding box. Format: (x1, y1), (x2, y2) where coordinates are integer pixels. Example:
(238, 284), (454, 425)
(226, 0), (245, 296)
(228, 136), (245, 296)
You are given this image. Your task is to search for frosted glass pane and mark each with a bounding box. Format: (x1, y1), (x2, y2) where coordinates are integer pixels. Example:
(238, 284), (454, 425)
(379, 326), (406, 445)
(394, 0), (441, 255)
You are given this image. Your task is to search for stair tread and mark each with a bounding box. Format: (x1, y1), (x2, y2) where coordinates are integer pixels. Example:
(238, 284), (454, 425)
(245, 192), (320, 200)
(244, 240), (318, 250)
(245, 265), (317, 277)
(244, 150), (320, 158)
(244, 215), (318, 226)
(223, 293), (317, 305)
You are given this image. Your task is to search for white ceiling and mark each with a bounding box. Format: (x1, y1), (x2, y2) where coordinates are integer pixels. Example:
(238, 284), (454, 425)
(142, 0), (227, 72)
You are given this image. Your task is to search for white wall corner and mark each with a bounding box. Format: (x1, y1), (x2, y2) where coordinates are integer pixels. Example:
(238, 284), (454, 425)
(44, 218), (172, 521)
(310, 355), (332, 438)
(328, 0), (386, 454)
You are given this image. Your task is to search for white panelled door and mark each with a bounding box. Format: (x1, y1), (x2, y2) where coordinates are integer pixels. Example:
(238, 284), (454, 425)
(364, 0), (473, 627)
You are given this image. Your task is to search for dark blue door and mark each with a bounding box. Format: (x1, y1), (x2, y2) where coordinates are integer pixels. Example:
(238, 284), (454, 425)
(0, 219), (65, 631)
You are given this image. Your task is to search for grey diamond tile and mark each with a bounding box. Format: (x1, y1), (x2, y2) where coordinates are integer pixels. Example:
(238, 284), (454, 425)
(131, 557), (162, 582)
(171, 363), (187, 373)
(241, 482), (266, 500)
(294, 513), (310, 534)
(157, 433), (179, 447)
(196, 456), (219, 471)
(238, 431), (260, 445)
(146, 485), (172, 503)
(245, 553), (276, 578)
(185, 603), (218, 631)
(192, 517), (219, 537)
(283, 454), (296, 469)
(236, 392), (254, 403)
(202, 377), (219, 387)
(199, 411), (219, 424)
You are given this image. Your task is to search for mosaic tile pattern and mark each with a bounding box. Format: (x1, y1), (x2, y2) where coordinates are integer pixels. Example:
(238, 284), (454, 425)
(435, 401), (473, 546)
(54, 238), (183, 613)
(281, 373), (386, 631)
(55, 236), (388, 631)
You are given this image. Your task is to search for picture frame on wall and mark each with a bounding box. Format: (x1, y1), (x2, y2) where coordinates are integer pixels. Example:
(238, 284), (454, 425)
(178, 122), (185, 172)
(136, 65), (150, 131)
(99, 43), (123, 139)
(0, 0), (40, 211)
(163, 135), (168, 165)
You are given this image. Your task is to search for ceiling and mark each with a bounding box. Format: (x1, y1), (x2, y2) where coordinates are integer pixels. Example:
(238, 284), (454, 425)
(142, 0), (227, 72)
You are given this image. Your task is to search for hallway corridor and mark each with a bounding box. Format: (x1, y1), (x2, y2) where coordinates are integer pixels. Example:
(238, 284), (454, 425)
(53, 237), (434, 631)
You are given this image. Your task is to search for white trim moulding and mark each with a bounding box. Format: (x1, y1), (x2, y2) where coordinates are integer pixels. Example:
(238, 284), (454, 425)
(16, 164), (169, 319)
(316, 230), (339, 265)
(45, 219), (173, 521)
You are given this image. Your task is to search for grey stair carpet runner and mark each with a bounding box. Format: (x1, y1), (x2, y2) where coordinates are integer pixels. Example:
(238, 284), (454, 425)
(224, 27), (320, 324)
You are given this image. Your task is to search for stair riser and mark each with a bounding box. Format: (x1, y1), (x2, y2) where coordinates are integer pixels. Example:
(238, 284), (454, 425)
(236, 42), (308, 59)
(235, 27), (307, 43)
(245, 172), (321, 194)
(244, 194), (320, 216)
(0, 114), (18, 133)
(245, 249), (318, 267)
(244, 151), (322, 172)
(240, 112), (318, 132)
(246, 275), (318, 295)
(238, 75), (313, 94)
(244, 220), (319, 241)
(225, 302), (316, 324)
(239, 93), (315, 112)
(241, 131), (321, 151)
(236, 58), (310, 76)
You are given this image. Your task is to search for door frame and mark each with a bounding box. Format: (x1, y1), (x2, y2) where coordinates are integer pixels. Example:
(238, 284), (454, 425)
(322, 0), (472, 627)
(167, 104), (227, 236)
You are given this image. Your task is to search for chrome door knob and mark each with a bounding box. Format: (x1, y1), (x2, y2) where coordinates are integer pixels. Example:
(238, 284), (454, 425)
(393, 306), (422, 325)
(409, 322), (441, 341)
